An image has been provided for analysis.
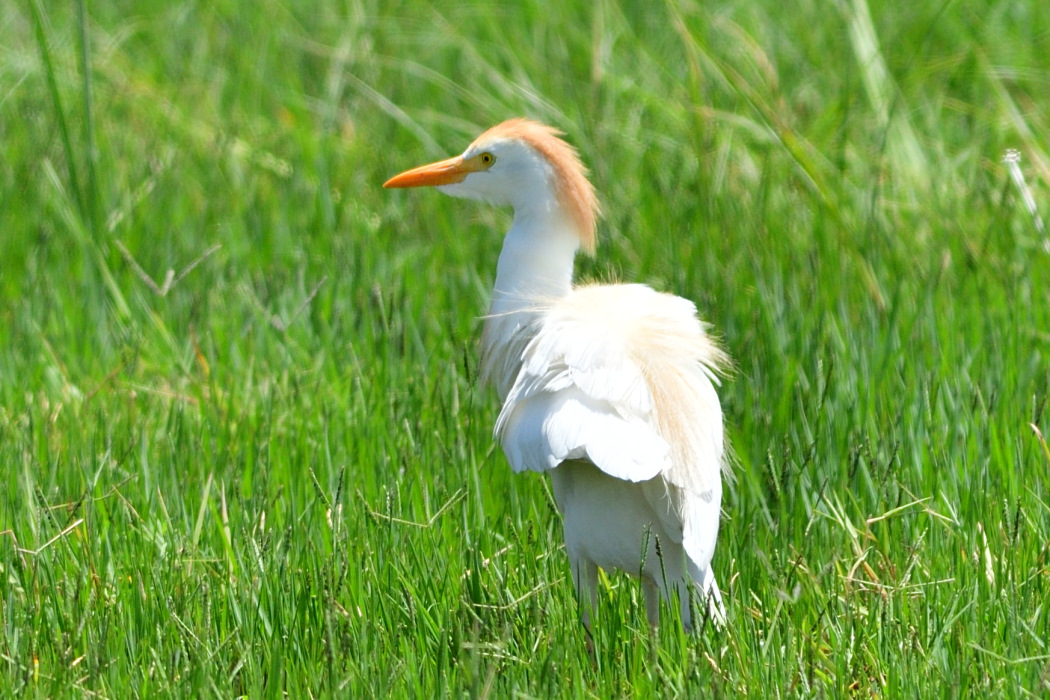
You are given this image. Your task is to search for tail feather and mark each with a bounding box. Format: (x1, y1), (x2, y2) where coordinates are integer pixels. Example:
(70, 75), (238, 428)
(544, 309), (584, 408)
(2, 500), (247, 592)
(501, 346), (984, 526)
(688, 557), (726, 627)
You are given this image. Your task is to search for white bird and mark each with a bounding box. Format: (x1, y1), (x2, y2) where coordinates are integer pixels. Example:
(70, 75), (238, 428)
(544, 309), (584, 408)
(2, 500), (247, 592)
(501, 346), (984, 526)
(384, 118), (729, 631)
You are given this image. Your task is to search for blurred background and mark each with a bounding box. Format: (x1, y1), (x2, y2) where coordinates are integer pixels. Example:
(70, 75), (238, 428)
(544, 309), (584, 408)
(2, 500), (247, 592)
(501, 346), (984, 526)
(1, 0), (1048, 695)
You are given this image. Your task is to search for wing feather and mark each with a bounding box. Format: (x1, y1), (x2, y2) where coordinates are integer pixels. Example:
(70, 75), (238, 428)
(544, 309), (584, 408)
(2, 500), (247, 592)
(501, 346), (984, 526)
(493, 283), (727, 490)
(499, 388), (669, 480)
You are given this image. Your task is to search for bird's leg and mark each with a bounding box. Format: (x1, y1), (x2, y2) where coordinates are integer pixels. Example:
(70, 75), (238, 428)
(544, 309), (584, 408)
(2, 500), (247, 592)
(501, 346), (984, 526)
(678, 578), (695, 633)
(647, 531), (695, 631)
(648, 576), (696, 632)
(582, 610), (595, 658)
(571, 558), (599, 651)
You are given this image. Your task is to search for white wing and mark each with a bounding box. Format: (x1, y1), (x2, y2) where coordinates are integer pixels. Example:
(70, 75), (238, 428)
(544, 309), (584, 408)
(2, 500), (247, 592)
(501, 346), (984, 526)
(496, 351), (671, 481)
(493, 283), (727, 488)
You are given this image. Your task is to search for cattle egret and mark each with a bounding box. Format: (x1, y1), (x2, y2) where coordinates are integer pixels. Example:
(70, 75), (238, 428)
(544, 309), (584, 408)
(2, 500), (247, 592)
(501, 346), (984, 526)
(384, 118), (729, 631)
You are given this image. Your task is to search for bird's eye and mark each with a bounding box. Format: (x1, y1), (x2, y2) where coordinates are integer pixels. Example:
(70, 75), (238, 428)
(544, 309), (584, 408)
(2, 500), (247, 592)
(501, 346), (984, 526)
(480, 152), (495, 166)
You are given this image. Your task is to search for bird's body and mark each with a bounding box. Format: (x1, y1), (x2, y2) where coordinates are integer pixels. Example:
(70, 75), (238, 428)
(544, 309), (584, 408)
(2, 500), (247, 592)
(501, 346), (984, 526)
(385, 119), (729, 629)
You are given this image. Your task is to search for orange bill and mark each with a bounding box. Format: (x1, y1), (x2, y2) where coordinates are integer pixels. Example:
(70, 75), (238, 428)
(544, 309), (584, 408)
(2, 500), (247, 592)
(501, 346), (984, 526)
(383, 155), (470, 188)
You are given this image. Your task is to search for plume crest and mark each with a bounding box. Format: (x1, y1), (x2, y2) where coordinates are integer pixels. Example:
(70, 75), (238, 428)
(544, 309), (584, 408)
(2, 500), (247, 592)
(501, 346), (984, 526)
(473, 118), (600, 253)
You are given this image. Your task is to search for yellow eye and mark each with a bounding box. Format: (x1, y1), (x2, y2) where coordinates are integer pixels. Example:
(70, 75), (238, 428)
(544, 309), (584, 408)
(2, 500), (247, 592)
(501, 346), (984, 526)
(480, 152), (495, 166)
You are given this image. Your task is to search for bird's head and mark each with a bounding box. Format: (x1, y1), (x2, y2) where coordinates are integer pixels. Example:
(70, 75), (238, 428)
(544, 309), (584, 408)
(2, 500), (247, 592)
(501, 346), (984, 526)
(384, 118), (600, 254)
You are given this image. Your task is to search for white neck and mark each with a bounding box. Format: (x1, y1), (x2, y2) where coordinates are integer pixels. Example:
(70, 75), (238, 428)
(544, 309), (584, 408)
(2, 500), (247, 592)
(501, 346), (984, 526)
(492, 211), (578, 312)
(481, 210), (580, 397)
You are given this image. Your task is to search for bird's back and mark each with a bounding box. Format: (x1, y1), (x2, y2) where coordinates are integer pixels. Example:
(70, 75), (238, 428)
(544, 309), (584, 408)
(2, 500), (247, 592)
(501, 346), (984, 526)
(491, 282), (728, 492)
(487, 282), (729, 622)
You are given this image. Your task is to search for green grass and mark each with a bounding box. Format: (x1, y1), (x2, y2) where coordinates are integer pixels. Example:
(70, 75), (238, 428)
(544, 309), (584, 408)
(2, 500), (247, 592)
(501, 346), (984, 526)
(2, 0), (1049, 695)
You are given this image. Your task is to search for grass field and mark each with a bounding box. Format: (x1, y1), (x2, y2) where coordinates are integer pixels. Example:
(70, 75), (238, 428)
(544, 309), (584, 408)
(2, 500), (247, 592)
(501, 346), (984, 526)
(3, 0), (1049, 696)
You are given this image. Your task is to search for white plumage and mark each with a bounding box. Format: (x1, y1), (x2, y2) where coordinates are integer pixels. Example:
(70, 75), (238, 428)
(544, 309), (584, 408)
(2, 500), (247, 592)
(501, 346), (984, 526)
(385, 119), (729, 631)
